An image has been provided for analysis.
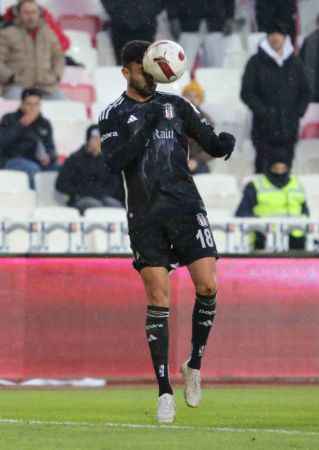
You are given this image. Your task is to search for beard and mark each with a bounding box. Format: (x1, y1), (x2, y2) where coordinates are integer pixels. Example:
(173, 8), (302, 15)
(130, 75), (157, 98)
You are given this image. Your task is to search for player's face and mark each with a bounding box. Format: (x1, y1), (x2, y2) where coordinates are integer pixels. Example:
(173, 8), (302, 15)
(123, 62), (157, 97)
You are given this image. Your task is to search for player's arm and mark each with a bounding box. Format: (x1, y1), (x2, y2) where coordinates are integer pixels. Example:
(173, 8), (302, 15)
(98, 105), (160, 173)
(180, 98), (236, 160)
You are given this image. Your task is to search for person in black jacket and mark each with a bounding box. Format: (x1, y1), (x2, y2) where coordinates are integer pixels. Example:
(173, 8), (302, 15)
(56, 125), (124, 215)
(300, 15), (319, 102)
(100, 0), (164, 65)
(241, 22), (310, 173)
(99, 41), (235, 423)
(0, 87), (58, 187)
(255, 0), (297, 44)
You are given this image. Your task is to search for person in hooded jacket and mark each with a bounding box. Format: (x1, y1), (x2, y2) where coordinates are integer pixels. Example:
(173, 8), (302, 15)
(56, 125), (124, 215)
(236, 147), (310, 251)
(241, 21), (310, 173)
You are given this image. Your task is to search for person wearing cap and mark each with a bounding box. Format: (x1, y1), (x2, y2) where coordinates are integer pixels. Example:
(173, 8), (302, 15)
(236, 148), (310, 250)
(0, 87), (57, 187)
(241, 21), (310, 173)
(99, 40), (235, 423)
(182, 79), (214, 174)
(56, 124), (124, 215)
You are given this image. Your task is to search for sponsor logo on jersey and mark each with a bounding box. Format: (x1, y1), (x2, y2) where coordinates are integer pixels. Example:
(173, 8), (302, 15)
(101, 131), (118, 142)
(196, 213), (208, 227)
(127, 114), (138, 124)
(152, 129), (174, 140)
(163, 103), (175, 119)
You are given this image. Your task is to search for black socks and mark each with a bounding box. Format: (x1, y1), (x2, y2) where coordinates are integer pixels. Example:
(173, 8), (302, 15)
(145, 305), (173, 396)
(188, 293), (217, 370)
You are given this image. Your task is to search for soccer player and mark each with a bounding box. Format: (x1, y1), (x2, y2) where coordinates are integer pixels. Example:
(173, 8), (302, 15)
(98, 40), (236, 423)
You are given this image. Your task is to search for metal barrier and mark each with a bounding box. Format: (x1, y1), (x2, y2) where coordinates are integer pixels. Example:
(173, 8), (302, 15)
(0, 218), (318, 254)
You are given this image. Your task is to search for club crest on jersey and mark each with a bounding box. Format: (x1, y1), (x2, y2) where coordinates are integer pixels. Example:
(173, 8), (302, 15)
(196, 213), (208, 227)
(163, 103), (175, 120)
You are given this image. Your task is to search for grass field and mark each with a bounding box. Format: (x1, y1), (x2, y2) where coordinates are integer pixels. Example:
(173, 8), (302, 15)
(0, 386), (318, 450)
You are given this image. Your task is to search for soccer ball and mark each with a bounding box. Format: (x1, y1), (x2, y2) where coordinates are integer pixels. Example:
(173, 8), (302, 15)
(143, 40), (187, 84)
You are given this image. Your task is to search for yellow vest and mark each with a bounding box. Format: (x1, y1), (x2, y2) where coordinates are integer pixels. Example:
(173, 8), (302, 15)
(253, 175), (306, 238)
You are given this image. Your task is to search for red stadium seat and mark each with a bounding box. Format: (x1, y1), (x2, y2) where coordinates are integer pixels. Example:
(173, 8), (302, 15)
(58, 15), (102, 47)
(300, 122), (319, 139)
(60, 83), (96, 115)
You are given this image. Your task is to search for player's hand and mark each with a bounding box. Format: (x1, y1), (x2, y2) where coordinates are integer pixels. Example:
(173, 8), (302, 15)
(218, 132), (236, 160)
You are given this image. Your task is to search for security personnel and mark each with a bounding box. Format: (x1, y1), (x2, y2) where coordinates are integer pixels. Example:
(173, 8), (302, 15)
(236, 148), (310, 250)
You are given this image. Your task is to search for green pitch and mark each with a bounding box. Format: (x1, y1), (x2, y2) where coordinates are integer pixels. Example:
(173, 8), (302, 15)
(0, 386), (318, 450)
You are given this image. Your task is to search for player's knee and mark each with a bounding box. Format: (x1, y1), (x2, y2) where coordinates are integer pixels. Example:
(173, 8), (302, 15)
(147, 286), (169, 307)
(195, 279), (217, 298)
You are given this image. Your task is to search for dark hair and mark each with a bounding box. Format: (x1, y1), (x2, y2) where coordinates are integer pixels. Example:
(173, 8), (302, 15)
(21, 87), (43, 101)
(17, 0), (38, 12)
(86, 124), (100, 142)
(121, 40), (151, 67)
(267, 21), (289, 36)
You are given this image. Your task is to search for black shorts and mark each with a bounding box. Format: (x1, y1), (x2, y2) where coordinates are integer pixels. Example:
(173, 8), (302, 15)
(129, 210), (218, 272)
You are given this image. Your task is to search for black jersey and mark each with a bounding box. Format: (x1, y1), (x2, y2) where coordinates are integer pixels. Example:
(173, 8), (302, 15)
(98, 91), (234, 222)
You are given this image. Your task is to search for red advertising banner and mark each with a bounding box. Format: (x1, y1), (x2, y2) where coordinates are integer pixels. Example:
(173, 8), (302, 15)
(0, 257), (318, 381)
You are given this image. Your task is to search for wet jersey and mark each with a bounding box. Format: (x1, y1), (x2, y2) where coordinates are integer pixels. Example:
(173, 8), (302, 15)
(98, 91), (231, 222)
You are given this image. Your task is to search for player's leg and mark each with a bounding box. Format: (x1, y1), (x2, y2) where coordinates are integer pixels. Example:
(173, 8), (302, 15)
(139, 266), (175, 423)
(187, 256), (217, 370)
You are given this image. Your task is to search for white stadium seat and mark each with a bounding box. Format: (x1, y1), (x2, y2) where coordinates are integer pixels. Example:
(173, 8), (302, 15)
(248, 33), (266, 56)
(32, 207), (81, 253)
(34, 172), (67, 206)
(51, 119), (88, 157)
(0, 170), (29, 192)
(294, 139), (319, 174)
(299, 175), (319, 219)
(96, 30), (117, 66)
(0, 99), (19, 119)
(61, 66), (93, 85)
(84, 207), (129, 253)
(94, 67), (126, 104)
(65, 30), (98, 72)
(42, 100), (87, 121)
(0, 208), (33, 253)
(193, 173), (239, 212)
(196, 68), (242, 104)
(222, 33), (248, 69)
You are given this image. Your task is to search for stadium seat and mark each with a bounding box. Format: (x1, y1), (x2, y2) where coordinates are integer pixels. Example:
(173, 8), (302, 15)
(196, 68), (242, 104)
(203, 100), (251, 151)
(0, 170), (29, 192)
(299, 175), (319, 219)
(43, 0), (107, 17)
(32, 207), (81, 253)
(294, 139), (319, 174)
(193, 173), (239, 211)
(42, 100), (87, 120)
(0, 99), (19, 119)
(96, 30), (117, 66)
(247, 33), (266, 56)
(65, 30), (98, 71)
(50, 119), (88, 157)
(34, 172), (67, 207)
(58, 15), (102, 47)
(84, 207), (129, 253)
(94, 67), (126, 104)
(60, 83), (96, 109)
(222, 33), (248, 69)
(0, 208), (33, 254)
(300, 122), (319, 139)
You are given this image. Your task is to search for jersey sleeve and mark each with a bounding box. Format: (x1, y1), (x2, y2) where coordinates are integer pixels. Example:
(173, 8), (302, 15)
(98, 109), (151, 173)
(179, 97), (233, 158)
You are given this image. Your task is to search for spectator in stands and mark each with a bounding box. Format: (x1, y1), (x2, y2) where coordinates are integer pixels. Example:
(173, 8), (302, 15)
(255, 0), (297, 44)
(56, 125), (125, 215)
(100, 0), (163, 65)
(166, 0), (235, 68)
(300, 15), (319, 102)
(0, 0), (65, 100)
(3, 0), (70, 53)
(182, 79), (213, 174)
(0, 88), (58, 188)
(236, 148), (309, 251)
(241, 22), (310, 173)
